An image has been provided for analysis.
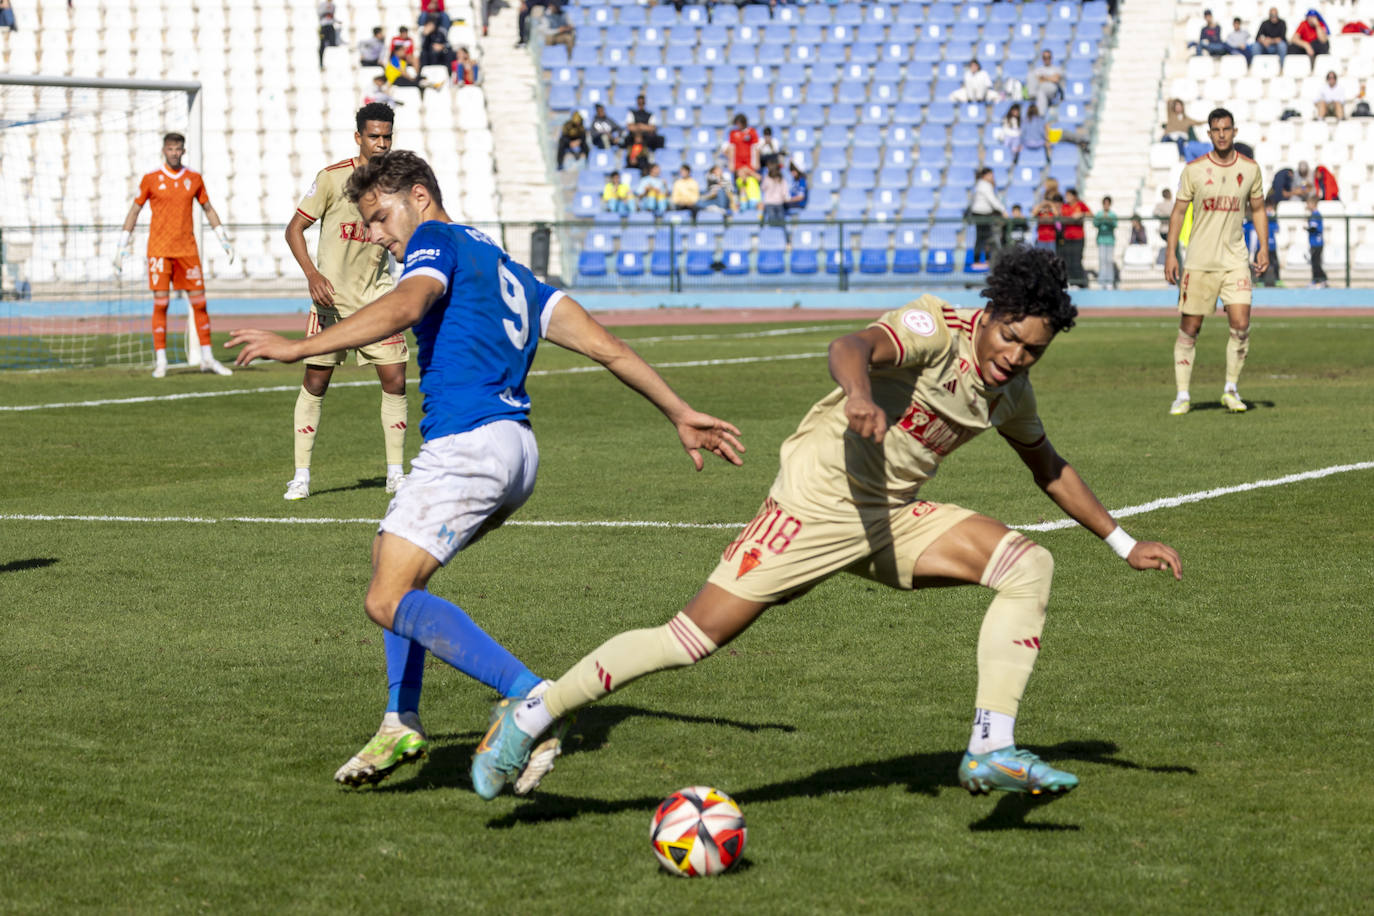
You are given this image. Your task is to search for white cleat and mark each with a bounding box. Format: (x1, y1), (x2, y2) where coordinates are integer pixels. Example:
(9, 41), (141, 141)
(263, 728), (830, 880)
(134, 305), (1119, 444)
(385, 471), (406, 494)
(201, 357), (233, 376)
(513, 680), (572, 796)
(152, 364), (167, 379)
(334, 712), (430, 788)
(283, 479), (310, 500)
(1169, 395), (1191, 416)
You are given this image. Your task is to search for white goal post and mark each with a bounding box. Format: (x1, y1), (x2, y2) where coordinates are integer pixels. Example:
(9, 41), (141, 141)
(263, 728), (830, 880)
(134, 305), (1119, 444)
(0, 74), (208, 370)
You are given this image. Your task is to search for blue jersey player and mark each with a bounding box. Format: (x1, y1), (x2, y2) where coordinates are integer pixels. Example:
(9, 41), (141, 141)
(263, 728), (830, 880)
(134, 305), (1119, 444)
(228, 151), (745, 790)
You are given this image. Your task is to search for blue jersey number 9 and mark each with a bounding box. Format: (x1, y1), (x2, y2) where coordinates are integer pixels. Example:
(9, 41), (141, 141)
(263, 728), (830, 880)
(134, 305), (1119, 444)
(497, 261), (529, 350)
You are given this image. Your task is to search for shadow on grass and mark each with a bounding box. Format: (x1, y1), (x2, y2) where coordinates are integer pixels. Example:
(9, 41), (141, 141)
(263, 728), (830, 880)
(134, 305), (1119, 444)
(309, 476), (386, 496)
(1186, 399), (1276, 412)
(378, 703), (796, 795)
(0, 557), (58, 573)
(477, 738), (1195, 833)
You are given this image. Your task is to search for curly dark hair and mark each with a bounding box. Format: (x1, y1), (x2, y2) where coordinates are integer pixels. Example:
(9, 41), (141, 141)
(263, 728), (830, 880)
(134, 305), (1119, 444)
(979, 245), (1077, 334)
(345, 150), (444, 208)
(355, 102), (396, 133)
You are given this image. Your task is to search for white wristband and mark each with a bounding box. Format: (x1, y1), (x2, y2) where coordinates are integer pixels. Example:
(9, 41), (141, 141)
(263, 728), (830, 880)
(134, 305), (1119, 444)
(118, 230), (133, 249)
(213, 225), (231, 247)
(1105, 526), (1137, 559)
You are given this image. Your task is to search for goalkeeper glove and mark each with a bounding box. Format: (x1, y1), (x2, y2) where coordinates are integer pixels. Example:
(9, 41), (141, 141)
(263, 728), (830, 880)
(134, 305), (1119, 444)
(213, 225), (236, 263)
(113, 231), (133, 273)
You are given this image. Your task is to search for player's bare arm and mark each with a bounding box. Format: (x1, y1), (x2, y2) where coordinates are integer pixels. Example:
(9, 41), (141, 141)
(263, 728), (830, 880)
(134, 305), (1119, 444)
(229, 274), (440, 366)
(543, 294), (744, 470)
(284, 211), (336, 307)
(1250, 195), (1270, 274)
(829, 326), (899, 444)
(1163, 197), (1191, 285)
(1006, 435), (1182, 579)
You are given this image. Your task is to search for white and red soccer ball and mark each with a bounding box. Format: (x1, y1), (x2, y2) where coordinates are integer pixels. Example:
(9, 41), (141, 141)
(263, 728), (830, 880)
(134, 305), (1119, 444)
(649, 785), (747, 877)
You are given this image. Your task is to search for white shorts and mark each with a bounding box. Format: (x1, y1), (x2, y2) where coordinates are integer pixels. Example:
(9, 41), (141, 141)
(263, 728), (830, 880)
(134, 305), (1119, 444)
(379, 420), (539, 565)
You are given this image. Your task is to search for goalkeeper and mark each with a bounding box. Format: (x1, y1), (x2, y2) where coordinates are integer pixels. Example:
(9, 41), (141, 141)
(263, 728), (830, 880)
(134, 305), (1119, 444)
(115, 132), (236, 378)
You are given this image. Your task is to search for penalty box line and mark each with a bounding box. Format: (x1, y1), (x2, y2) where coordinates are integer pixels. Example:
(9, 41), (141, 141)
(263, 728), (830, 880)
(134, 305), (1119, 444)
(3, 462), (1369, 531)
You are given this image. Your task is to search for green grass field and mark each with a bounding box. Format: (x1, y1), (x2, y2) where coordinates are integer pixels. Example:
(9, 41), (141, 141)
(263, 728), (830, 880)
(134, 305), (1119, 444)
(2, 314), (1372, 914)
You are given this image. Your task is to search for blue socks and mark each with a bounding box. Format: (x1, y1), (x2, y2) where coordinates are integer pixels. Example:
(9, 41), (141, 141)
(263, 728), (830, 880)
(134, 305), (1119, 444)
(384, 629), (426, 714)
(391, 590), (541, 699)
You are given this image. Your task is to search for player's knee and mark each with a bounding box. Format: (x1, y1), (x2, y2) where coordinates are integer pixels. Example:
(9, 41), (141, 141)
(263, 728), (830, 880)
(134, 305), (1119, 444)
(363, 587), (401, 629)
(1176, 330), (1198, 348)
(1229, 326), (1250, 342)
(997, 541), (1054, 604)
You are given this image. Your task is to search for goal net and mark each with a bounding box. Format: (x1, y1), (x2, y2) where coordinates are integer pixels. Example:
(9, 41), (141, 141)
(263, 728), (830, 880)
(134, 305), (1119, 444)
(0, 75), (201, 370)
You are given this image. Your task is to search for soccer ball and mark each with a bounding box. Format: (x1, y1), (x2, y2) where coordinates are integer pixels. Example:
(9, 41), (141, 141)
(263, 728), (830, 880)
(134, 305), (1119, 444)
(649, 785), (747, 877)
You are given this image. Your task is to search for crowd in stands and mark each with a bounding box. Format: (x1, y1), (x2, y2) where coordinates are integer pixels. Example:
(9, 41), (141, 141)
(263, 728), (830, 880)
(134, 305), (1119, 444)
(333, 0), (482, 107)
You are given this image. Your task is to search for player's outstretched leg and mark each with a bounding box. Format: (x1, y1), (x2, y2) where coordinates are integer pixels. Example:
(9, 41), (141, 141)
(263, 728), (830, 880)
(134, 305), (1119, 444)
(958, 531), (1078, 796)
(471, 609), (721, 799)
(513, 679), (575, 796)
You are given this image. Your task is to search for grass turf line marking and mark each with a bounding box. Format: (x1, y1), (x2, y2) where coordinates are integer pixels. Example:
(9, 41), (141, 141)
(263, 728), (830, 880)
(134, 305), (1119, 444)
(0, 352), (827, 413)
(4, 462), (1369, 530)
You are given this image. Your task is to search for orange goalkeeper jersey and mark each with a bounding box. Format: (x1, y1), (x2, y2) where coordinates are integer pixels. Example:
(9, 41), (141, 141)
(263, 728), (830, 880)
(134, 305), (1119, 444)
(135, 166), (210, 258)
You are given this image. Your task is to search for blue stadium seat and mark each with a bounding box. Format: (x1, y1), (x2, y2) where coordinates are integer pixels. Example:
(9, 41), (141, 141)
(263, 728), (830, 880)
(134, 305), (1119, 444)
(817, 146), (848, 169)
(699, 103), (729, 125)
(711, 4), (740, 26)
(617, 230), (651, 277)
(757, 43), (786, 66)
(791, 43), (818, 64)
(795, 104), (827, 127)
(823, 228), (854, 275)
(605, 25), (633, 47)
(740, 82), (770, 106)
(583, 66), (612, 88)
(619, 6), (647, 27)
(850, 42), (878, 65)
(926, 247), (957, 274)
(913, 166), (943, 188)
(845, 168), (877, 192)
(1018, 147), (1048, 169)
(887, 124), (915, 147)
(964, 249), (990, 274)
(544, 48), (571, 71)
(684, 229), (719, 276)
(912, 41), (943, 64)
(648, 5), (676, 27)
(851, 146), (880, 170)
(644, 84), (673, 108)
(818, 42), (848, 65)
(578, 249), (608, 277)
(571, 192), (600, 219)
(764, 104), (795, 126)
(790, 227), (821, 274)
(881, 41), (909, 63)
(829, 105), (857, 126)
(878, 166), (911, 188)
(896, 2), (926, 24)
(926, 102), (956, 125)
(632, 45), (662, 67)
(1045, 18), (1074, 41)
(927, 2), (957, 25)
(1005, 39), (1037, 64)
(741, 3), (771, 26)
(859, 225), (892, 274)
(664, 44), (694, 66)
(870, 81), (899, 105)
(835, 2), (864, 26)
(638, 26), (667, 47)
(802, 4), (833, 25)
(892, 102), (924, 125)
(547, 85), (575, 110)
(708, 83), (739, 106)
(1065, 59), (1095, 81)
(788, 126), (815, 149)
(989, 3), (1019, 25)
(698, 44), (724, 66)
(857, 22), (886, 43)
(893, 226), (923, 273)
(720, 227), (753, 276)
(951, 21), (981, 43)
(918, 123), (948, 147)
(853, 124), (883, 148)
(678, 64), (708, 87)
(859, 104), (891, 126)
(1020, 2), (1050, 25)
(945, 42), (975, 63)
(898, 79), (932, 103)
(834, 197), (867, 221)
(756, 227), (788, 274)
(1082, 1), (1110, 24)
(1048, 164), (1077, 188)
(728, 43), (757, 67)
(837, 80), (868, 104)
(812, 168), (842, 192)
(806, 79), (836, 105)
(951, 123), (980, 149)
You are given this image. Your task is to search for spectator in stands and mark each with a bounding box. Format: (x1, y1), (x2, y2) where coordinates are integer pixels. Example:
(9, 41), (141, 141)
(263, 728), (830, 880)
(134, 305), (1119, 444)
(1190, 9), (1230, 57)
(1315, 70), (1348, 119)
(543, 3), (576, 59)
(1305, 195), (1327, 287)
(1292, 160), (1315, 198)
(702, 165), (735, 212)
(420, 22), (455, 70)
(950, 59), (995, 103)
(1094, 196), (1119, 289)
(736, 169), (761, 212)
(1152, 188), (1174, 241)
(1032, 193), (1062, 254)
(967, 167), (1007, 268)
(1028, 50), (1065, 113)
(1162, 98), (1204, 159)
(670, 165), (700, 217)
(761, 162), (788, 227)
(0, 0), (17, 32)
(418, 0), (451, 33)
(360, 27), (386, 67)
(757, 127), (782, 170)
(1255, 7), (1288, 66)
(589, 104), (623, 149)
(625, 94), (663, 151)
(1059, 188), (1091, 287)
(364, 75), (403, 109)
(784, 162), (809, 214)
(1129, 217), (1148, 246)
(625, 138), (653, 173)
(1006, 205), (1030, 246)
(390, 26), (418, 69)
(1290, 10), (1330, 73)
(602, 171), (633, 215)
(1021, 103), (1048, 162)
(637, 164), (669, 215)
(451, 46), (480, 85)
(726, 113), (760, 177)
(516, 0), (550, 48)
(318, 1), (338, 70)
(995, 103), (1023, 159)
(1227, 17), (1255, 64)
(556, 111), (587, 171)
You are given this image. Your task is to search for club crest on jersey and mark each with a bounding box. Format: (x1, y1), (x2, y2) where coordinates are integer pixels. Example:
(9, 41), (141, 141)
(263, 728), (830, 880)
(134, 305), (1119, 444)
(1236, 173), (1244, 186)
(184, 178), (192, 190)
(958, 357), (971, 374)
(901, 309), (936, 336)
(737, 547), (761, 578)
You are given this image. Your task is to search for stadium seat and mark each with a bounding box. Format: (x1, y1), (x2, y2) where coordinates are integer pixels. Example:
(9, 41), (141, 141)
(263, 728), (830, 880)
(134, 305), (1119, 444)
(790, 227), (821, 274)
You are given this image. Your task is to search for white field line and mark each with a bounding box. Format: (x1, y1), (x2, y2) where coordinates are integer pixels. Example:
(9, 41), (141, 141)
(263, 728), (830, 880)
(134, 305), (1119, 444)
(0, 352), (827, 413)
(3, 462), (1368, 532)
